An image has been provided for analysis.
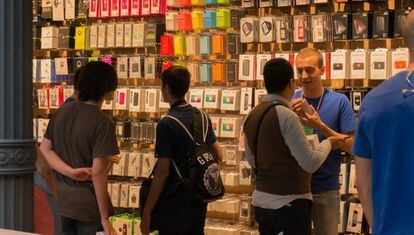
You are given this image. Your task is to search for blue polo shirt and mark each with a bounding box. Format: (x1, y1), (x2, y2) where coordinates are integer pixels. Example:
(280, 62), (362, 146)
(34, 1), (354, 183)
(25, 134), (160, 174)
(353, 71), (414, 235)
(293, 89), (356, 193)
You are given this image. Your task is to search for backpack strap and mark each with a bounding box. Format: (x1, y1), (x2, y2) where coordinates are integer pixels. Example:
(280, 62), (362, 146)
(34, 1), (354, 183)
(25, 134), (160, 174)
(164, 115), (195, 143)
(252, 101), (286, 175)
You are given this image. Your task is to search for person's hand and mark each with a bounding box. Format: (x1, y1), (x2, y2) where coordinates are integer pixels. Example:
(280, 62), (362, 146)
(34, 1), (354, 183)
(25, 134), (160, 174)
(290, 98), (303, 115)
(69, 167), (92, 181)
(301, 105), (323, 130)
(101, 218), (118, 235)
(327, 134), (349, 150)
(140, 212), (152, 235)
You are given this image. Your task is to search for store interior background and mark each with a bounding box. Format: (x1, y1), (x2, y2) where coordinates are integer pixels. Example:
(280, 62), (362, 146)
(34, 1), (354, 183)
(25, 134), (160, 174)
(30, 0), (411, 234)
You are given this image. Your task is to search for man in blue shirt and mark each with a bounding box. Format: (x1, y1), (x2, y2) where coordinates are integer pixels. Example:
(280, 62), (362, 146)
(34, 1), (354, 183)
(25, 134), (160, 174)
(353, 11), (414, 235)
(291, 48), (356, 235)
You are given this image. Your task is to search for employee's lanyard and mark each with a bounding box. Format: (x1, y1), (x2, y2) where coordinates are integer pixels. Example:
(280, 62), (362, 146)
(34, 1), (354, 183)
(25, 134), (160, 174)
(301, 89), (326, 112)
(402, 71), (414, 97)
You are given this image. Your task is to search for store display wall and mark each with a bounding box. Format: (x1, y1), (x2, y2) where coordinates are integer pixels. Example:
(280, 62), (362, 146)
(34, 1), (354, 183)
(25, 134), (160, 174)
(33, 0), (412, 234)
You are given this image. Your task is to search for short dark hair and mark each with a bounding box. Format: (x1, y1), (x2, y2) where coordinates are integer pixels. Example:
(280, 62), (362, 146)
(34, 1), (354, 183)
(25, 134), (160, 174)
(263, 58), (294, 94)
(161, 66), (191, 99)
(73, 66), (83, 90)
(77, 61), (118, 101)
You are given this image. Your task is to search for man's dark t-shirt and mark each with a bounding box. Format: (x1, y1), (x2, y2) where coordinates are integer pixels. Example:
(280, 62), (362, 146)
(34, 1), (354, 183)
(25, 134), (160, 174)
(155, 104), (217, 178)
(44, 101), (119, 221)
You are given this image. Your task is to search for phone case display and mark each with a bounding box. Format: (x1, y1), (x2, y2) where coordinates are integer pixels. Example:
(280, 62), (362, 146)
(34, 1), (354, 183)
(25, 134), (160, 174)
(240, 17), (259, 43)
(275, 16), (292, 43)
(277, 0), (292, 7)
(352, 12), (372, 40)
(186, 35), (200, 56)
(227, 34), (241, 55)
(254, 89), (267, 106)
(212, 35), (227, 55)
(330, 50), (349, 80)
(347, 203), (364, 233)
(259, 0), (275, 8)
(129, 89), (146, 112)
(173, 34), (186, 56)
(239, 54), (255, 81)
(259, 16), (275, 43)
(311, 14), (331, 43)
(370, 48), (389, 80)
(200, 62), (212, 83)
(230, 9), (245, 29)
(216, 8), (231, 29)
(256, 54), (272, 81)
(220, 116), (243, 138)
(295, 0), (310, 5)
(58, 26), (75, 49)
(394, 9), (410, 37)
(339, 163), (349, 195)
(241, 0), (256, 8)
(204, 10), (217, 29)
(178, 11), (193, 31)
(191, 10), (204, 30)
(221, 89), (240, 111)
(332, 13), (350, 41)
(200, 35), (212, 56)
(313, 0), (328, 3)
(212, 62), (226, 83)
(144, 89), (160, 112)
(41, 26), (59, 49)
(226, 61), (238, 83)
(189, 88), (205, 108)
(239, 160), (252, 185)
(161, 34), (174, 56)
(373, 11), (392, 39)
(204, 89), (221, 109)
(240, 87), (253, 115)
(293, 15), (310, 43)
(350, 49), (368, 79)
(391, 48), (409, 76)
(166, 11), (179, 31)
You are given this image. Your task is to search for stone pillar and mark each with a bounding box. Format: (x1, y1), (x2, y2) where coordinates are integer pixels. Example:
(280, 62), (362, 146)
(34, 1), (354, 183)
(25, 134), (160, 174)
(0, 0), (36, 232)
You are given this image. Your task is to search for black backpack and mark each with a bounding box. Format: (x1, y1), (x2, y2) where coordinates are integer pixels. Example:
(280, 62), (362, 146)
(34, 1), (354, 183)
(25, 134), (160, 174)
(165, 108), (225, 201)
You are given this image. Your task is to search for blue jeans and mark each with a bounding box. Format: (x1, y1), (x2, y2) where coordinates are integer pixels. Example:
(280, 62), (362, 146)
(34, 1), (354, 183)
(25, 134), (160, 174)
(254, 199), (312, 235)
(61, 216), (103, 235)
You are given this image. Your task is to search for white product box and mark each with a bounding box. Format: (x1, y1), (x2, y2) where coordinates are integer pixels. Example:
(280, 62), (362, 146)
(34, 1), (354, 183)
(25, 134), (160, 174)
(225, 199), (241, 214)
(221, 89), (240, 111)
(259, 16), (275, 43)
(54, 58), (69, 75)
(349, 164), (358, 194)
(115, 23), (125, 48)
(111, 0), (121, 17)
(294, 15), (308, 42)
(210, 116), (221, 137)
(115, 88), (129, 110)
(189, 89), (204, 109)
(145, 89), (160, 113)
(225, 173), (240, 186)
(240, 87), (253, 115)
(120, 0), (131, 16)
(112, 152), (128, 176)
(117, 57), (128, 79)
(120, 184), (130, 208)
(111, 183), (121, 207)
(370, 48), (389, 80)
(141, 153), (156, 178)
(40, 59), (53, 83)
(65, 0), (76, 19)
(132, 23), (145, 47)
(129, 57), (142, 78)
(350, 49), (368, 79)
(63, 87), (74, 101)
(129, 88), (145, 112)
(330, 50), (349, 79)
(144, 57), (156, 79)
(391, 48), (409, 76)
(240, 17), (259, 43)
(220, 116), (243, 138)
(89, 24), (99, 48)
(166, 12), (179, 31)
(347, 203), (364, 233)
(203, 89), (221, 109)
(254, 89), (267, 106)
(256, 54), (272, 81)
(89, 0), (99, 17)
(101, 99), (114, 110)
(124, 23), (133, 48)
(100, 0), (111, 18)
(239, 54), (256, 81)
(239, 160), (252, 186)
(141, 0), (151, 15)
(41, 26), (59, 49)
(37, 118), (50, 142)
(339, 163), (348, 195)
(129, 185), (141, 208)
(106, 24), (116, 48)
(97, 24), (107, 48)
(128, 152), (142, 177)
(52, 0), (65, 21)
(274, 52), (291, 62)
(224, 145), (241, 165)
(131, 0), (141, 16)
(48, 87), (61, 109)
